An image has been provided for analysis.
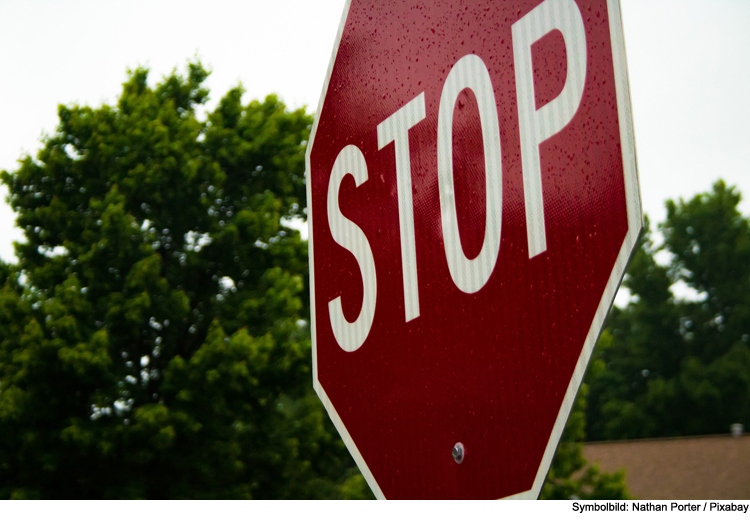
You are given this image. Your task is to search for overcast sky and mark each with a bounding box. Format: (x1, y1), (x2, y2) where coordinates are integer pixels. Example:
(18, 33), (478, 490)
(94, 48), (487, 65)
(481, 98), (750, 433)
(1, 0), (749, 266)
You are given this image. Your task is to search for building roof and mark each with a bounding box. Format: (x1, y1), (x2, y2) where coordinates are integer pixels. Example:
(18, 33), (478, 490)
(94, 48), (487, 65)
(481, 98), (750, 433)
(583, 434), (750, 499)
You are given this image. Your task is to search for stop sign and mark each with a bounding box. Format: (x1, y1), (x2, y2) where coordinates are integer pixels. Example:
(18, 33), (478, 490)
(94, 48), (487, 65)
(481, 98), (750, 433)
(306, 0), (641, 499)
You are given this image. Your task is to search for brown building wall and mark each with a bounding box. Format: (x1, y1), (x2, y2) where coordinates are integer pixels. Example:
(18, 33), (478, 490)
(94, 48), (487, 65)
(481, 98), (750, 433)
(583, 434), (750, 499)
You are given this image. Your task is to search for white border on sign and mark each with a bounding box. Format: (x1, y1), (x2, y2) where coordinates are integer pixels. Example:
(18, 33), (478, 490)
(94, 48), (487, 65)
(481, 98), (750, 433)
(305, 0), (642, 500)
(305, 0), (386, 501)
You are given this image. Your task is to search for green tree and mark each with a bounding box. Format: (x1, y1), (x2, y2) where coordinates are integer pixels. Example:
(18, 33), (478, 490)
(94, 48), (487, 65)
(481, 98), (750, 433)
(585, 217), (685, 440)
(586, 181), (750, 441)
(0, 62), (371, 499)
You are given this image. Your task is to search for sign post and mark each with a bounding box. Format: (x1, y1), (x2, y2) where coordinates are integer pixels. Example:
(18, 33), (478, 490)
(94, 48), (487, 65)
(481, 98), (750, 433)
(306, 0), (641, 499)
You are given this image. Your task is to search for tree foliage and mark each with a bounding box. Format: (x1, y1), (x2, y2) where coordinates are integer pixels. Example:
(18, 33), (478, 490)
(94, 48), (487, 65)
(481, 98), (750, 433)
(586, 181), (750, 440)
(0, 62), (370, 499)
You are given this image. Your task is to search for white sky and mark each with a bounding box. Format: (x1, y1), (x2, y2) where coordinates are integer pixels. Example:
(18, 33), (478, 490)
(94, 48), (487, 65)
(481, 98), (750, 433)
(1, 0), (749, 266)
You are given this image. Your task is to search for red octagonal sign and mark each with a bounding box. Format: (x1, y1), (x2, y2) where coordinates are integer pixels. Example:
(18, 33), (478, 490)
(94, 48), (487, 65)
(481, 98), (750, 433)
(306, 0), (641, 499)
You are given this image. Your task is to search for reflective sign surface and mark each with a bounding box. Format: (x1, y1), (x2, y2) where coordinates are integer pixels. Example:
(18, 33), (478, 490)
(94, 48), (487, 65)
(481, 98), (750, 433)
(307, 0), (641, 499)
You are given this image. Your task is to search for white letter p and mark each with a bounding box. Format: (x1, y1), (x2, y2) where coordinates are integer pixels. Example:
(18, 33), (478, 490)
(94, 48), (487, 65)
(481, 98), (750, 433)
(512, 0), (587, 258)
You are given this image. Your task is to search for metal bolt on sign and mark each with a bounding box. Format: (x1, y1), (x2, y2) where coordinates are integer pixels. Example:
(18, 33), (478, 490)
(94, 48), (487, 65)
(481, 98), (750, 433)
(452, 443), (465, 465)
